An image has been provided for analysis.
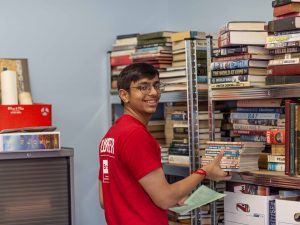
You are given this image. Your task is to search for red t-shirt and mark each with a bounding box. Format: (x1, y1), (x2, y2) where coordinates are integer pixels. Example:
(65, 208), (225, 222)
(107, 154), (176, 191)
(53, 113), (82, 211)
(99, 114), (168, 225)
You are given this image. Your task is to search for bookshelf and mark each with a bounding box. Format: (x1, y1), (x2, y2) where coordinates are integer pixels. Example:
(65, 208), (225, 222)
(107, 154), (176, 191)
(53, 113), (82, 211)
(206, 34), (300, 224)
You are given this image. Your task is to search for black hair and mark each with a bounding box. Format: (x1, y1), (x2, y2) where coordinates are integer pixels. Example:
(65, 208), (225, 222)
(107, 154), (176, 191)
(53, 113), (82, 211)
(117, 63), (159, 91)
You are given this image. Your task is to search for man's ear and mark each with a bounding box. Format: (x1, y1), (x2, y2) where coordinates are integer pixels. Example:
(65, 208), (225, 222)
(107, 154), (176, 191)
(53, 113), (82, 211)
(119, 89), (129, 103)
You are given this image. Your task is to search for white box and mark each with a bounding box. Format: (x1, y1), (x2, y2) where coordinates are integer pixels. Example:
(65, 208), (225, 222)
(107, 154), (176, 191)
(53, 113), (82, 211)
(224, 191), (276, 225)
(276, 199), (300, 225)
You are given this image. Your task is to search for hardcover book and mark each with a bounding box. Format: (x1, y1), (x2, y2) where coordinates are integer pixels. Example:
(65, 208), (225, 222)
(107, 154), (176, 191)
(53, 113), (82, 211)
(219, 21), (266, 34)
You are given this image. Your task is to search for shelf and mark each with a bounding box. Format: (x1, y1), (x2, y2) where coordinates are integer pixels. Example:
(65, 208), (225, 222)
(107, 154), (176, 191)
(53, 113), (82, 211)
(211, 84), (300, 101)
(163, 163), (190, 177)
(231, 170), (300, 189)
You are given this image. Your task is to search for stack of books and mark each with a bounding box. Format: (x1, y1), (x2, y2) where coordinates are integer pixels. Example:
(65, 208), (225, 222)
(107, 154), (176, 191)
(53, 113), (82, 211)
(131, 31), (174, 70)
(230, 98), (284, 143)
(266, 1), (300, 86)
(159, 31), (211, 92)
(110, 33), (139, 91)
(147, 120), (166, 145)
(201, 141), (265, 172)
(211, 21), (271, 89)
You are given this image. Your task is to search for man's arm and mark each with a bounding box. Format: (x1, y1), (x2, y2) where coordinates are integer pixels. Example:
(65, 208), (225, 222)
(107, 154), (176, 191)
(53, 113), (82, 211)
(99, 181), (104, 209)
(139, 151), (231, 210)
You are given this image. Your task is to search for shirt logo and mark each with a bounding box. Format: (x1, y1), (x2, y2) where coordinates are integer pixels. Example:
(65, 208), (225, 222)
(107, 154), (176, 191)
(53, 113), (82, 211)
(103, 159), (109, 183)
(100, 138), (115, 155)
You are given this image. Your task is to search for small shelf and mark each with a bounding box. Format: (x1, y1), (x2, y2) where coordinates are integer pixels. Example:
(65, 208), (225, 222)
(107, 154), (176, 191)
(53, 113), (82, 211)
(163, 163), (190, 177)
(211, 84), (300, 101)
(231, 170), (300, 189)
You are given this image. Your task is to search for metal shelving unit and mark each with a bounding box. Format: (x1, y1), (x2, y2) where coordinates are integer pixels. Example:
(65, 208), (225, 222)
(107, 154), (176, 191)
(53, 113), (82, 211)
(206, 36), (300, 225)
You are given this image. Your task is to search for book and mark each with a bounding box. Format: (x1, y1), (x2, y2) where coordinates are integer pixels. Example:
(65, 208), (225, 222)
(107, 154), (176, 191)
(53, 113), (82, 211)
(211, 81), (252, 89)
(266, 129), (286, 144)
(273, 0), (300, 7)
(218, 31), (268, 47)
(266, 75), (300, 85)
(273, 3), (300, 17)
(0, 131), (60, 151)
(211, 75), (266, 84)
(171, 31), (206, 42)
(138, 31), (174, 40)
(213, 46), (268, 57)
(267, 64), (300, 75)
(269, 17), (300, 32)
(212, 54), (273, 62)
(268, 155), (285, 163)
(219, 21), (266, 34)
(269, 46), (300, 54)
(237, 98), (282, 107)
(268, 162), (285, 171)
(212, 68), (267, 76)
(211, 60), (268, 71)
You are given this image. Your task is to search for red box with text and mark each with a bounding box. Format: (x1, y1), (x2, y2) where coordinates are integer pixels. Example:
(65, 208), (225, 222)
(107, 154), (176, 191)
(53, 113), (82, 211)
(0, 104), (52, 131)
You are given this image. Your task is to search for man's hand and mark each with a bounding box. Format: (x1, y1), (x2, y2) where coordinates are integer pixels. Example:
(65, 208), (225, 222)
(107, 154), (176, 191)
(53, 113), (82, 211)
(202, 150), (232, 182)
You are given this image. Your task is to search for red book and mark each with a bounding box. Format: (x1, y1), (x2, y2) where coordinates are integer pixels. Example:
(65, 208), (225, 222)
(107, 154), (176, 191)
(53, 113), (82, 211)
(110, 55), (132, 66)
(273, 3), (300, 17)
(267, 64), (300, 75)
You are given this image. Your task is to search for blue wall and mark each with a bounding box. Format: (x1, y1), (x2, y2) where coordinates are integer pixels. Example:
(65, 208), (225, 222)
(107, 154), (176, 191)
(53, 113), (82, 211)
(0, 0), (273, 224)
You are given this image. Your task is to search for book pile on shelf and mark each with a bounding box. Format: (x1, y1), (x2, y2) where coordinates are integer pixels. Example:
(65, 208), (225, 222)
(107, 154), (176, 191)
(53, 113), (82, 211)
(159, 31), (209, 92)
(211, 21), (271, 89)
(132, 31), (173, 70)
(201, 141), (265, 172)
(147, 120), (166, 145)
(198, 110), (223, 156)
(266, 0), (300, 86)
(229, 98), (284, 143)
(266, 129), (285, 171)
(167, 109), (190, 166)
(110, 33), (138, 92)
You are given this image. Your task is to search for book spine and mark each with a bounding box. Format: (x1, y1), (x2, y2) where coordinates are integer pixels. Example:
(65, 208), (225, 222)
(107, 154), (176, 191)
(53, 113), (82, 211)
(266, 40), (300, 49)
(290, 103), (296, 176)
(211, 75), (250, 84)
(168, 155), (190, 165)
(211, 82), (250, 89)
(240, 134), (266, 142)
(230, 112), (280, 120)
(268, 162), (285, 171)
(267, 64), (300, 75)
(212, 47), (248, 57)
(231, 119), (278, 126)
(266, 129), (286, 144)
(269, 17), (299, 33)
(266, 75), (300, 85)
(273, 3), (297, 17)
(211, 60), (249, 70)
(173, 127), (188, 134)
(236, 107), (283, 113)
(268, 155), (285, 163)
(273, 0), (293, 7)
(233, 129), (267, 136)
(237, 99), (282, 107)
(268, 58), (300, 66)
(233, 123), (276, 131)
(296, 105), (300, 175)
(212, 54), (252, 62)
(285, 99), (292, 175)
(110, 55), (133, 66)
(267, 33), (300, 44)
(269, 46), (300, 55)
(212, 68), (249, 77)
(169, 147), (189, 156)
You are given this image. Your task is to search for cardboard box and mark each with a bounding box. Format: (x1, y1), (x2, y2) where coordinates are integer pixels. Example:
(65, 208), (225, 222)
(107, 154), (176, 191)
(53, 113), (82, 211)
(0, 104), (51, 131)
(224, 191), (276, 225)
(276, 199), (300, 225)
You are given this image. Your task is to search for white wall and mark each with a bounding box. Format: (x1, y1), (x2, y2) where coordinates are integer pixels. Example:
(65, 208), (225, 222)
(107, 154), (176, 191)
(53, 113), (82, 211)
(0, 0), (168, 224)
(0, 0), (273, 225)
(167, 0), (273, 32)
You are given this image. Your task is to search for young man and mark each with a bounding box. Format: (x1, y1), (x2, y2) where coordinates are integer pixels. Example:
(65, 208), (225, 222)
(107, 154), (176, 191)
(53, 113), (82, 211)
(99, 63), (231, 225)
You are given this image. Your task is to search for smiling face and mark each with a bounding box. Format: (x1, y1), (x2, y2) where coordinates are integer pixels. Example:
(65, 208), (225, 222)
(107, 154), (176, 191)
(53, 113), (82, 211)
(119, 75), (161, 124)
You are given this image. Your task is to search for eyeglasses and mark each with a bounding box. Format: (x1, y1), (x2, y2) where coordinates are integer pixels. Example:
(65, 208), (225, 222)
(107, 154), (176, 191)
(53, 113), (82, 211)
(130, 83), (165, 95)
